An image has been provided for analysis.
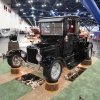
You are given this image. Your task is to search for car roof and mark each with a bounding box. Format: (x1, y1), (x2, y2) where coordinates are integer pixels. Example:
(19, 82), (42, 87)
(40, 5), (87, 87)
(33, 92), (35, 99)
(38, 15), (80, 22)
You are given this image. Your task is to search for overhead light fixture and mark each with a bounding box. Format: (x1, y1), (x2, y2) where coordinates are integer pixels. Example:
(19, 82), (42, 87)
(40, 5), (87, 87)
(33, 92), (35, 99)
(28, 0), (33, 3)
(57, 3), (59, 6)
(40, 12), (43, 15)
(28, 1), (30, 3)
(20, 9), (23, 11)
(30, 0), (33, 3)
(56, 3), (62, 6)
(16, 3), (21, 6)
(76, 0), (79, 2)
(31, 7), (34, 9)
(23, 12), (26, 14)
(42, 5), (44, 7)
(59, 3), (62, 5)
(42, 4), (46, 7)
(31, 11), (34, 13)
(77, 9), (80, 12)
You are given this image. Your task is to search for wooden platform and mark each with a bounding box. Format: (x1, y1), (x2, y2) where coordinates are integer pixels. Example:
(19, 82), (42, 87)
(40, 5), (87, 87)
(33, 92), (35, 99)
(11, 67), (21, 74)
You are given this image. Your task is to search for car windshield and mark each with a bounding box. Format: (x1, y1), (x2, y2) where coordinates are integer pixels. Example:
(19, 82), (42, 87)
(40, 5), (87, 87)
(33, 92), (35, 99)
(40, 22), (63, 35)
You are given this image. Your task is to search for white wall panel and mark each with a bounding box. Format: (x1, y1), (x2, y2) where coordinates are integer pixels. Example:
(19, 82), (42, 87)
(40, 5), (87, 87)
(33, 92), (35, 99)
(0, 0), (30, 30)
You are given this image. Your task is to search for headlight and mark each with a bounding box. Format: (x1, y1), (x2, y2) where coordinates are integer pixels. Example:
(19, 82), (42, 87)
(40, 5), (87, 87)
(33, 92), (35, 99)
(21, 51), (27, 58)
(36, 53), (42, 62)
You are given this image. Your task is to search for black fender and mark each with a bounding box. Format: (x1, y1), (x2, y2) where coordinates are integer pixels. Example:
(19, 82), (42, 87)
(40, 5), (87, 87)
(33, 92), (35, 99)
(84, 42), (93, 52)
(6, 50), (27, 61)
(41, 56), (67, 68)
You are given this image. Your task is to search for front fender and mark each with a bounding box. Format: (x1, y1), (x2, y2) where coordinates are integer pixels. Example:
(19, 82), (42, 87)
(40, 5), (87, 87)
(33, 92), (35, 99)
(41, 56), (66, 68)
(6, 50), (27, 61)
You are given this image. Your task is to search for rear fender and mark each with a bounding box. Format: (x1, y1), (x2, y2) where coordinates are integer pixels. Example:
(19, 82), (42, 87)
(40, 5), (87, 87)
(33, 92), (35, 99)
(6, 50), (27, 61)
(85, 42), (93, 48)
(84, 42), (93, 52)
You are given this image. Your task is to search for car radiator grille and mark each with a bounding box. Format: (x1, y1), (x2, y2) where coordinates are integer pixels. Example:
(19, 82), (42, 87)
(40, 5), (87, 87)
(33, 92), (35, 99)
(27, 46), (38, 64)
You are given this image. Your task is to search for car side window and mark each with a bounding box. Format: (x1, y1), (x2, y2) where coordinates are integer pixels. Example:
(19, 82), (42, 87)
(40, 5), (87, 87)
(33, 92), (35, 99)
(66, 20), (75, 34)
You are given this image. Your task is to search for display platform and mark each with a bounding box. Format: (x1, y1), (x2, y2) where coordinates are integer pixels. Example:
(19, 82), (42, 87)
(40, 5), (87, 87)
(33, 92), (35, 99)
(0, 57), (99, 100)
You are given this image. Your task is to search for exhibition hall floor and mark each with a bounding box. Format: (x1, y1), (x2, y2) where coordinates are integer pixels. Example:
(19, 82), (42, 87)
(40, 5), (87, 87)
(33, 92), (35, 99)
(0, 57), (99, 100)
(0, 34), (100, 100)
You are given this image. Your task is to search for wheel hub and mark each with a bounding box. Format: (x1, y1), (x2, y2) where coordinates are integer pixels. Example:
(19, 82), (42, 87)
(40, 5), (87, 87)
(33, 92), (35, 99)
(51, 62), (61, 80)
(12, 55), (21, 66)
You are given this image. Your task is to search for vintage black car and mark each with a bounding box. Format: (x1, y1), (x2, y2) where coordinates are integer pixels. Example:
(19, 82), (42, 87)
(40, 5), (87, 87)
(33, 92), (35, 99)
(6, 15), (93, 83)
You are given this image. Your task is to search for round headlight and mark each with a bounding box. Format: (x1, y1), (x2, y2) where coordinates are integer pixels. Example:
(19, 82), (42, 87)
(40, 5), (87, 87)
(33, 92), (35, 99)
(21, 51), (27, 58)
(36, 53), (42, 62)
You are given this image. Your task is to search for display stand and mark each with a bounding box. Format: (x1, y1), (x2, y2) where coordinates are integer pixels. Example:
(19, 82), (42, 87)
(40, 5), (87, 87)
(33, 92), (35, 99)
(81, 59), (92, 65)
(45, 81), (59, 92)
(11, 67), (21, 74)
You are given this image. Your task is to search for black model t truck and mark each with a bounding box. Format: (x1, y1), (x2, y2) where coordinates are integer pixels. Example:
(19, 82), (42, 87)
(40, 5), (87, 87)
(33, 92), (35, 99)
(6, 15), (93, 83)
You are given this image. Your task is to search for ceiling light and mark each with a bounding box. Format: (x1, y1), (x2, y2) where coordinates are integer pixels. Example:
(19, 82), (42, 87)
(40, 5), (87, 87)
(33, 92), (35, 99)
(60, 3), (62, 5)
(31, 7), (34, 9)
(57, 4), (59, 6)
(40, 12), (43, 15)
(28, 0), (33, 3)
(28, 1), (31, 3)
(30, 0), (33, 3)
(20, 9), (23, 11)
(23, 13), (26, 14)
(77, 9), (80, 12)
(31, 11), (34, 13)
(16, 3), (21, 6)
(42, 5), (44, 7)
(76, 0), (79, 2)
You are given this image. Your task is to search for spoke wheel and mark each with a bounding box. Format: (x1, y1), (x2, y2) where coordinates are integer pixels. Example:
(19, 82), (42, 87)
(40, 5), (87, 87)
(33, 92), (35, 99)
(51, 62), (61, 80)
(7, 54), (22, 68)
(12, 55), (22, 67)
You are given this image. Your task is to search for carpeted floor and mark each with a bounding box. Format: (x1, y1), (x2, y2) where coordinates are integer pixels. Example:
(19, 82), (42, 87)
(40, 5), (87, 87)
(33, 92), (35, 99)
(0, 59), (10, 75)
(0, 57), (99, 100)
(0, 80), (33, 100)
(52, 59), (100, 100)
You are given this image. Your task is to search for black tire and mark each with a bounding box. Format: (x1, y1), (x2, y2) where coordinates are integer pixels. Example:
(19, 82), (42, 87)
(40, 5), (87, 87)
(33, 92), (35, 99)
(7, 54), (22, 68)
(43, 60), (62, 83)
(86, 46), (92, 60)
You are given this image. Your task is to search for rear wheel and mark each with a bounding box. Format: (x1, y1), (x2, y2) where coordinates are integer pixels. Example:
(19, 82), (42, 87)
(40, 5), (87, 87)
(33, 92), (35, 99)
(86, 46), (92, 60)
(43, 60), (62, 83)
(7, 54), (22, 68)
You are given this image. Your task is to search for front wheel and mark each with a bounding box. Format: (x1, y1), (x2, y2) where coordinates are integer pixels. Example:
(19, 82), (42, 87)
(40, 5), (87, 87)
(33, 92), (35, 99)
(7, 54), (22, 68)
(43, 60), (62, 83)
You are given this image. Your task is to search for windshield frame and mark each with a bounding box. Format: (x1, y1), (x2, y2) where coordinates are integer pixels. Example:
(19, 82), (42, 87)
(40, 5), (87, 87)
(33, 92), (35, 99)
(40, 21), (63, 36)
